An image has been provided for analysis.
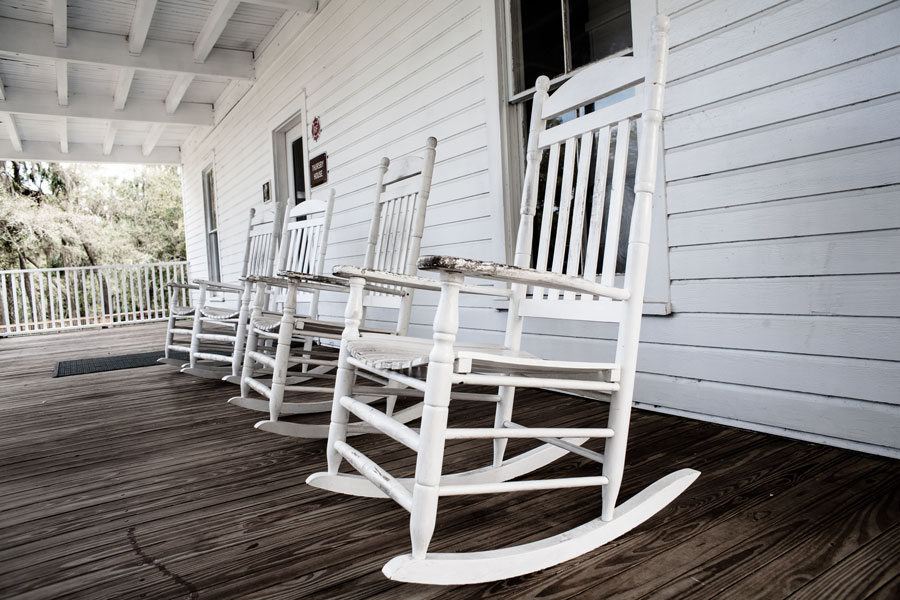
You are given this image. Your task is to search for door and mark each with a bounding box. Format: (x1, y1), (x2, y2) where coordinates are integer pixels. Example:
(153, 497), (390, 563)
(285, 122), (306, 206)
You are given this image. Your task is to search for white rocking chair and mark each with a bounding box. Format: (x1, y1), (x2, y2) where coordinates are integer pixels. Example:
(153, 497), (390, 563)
(228, 138), (439, 439)
(159, 205), (278, 369)
(307, 16), (698, 584)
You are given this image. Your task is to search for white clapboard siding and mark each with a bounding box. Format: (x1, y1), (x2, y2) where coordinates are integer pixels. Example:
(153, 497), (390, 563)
(177, 0), (900, 456)
(670, 275), (900, 318)
(665, 2), (900, 115)
(667, 140), (900, 213)
(633, 374), (900, 455)
(667, 0), (891, 81)
(665, 50), (900, 148)
(668, 186), (900, 246)
(520, 335), (900, 407)
(522, 313), (900, 362)
(670, 230), (900, 279)
(666, 94), (900, 180)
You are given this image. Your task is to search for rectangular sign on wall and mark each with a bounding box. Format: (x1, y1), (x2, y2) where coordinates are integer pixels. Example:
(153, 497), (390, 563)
(310, 153), (328, 188)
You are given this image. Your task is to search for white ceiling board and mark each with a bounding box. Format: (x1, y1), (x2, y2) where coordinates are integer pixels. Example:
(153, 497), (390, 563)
(67, 117), (109, 144)
(9, 114), (62, 143)
(218, 3), (285, 52)
(146, 0), (213, 46)
(0, 57), (57, 92)
(68, 62), (120, 97)
(0, 1), (51, 25)
(157, 123), (195, 145)
(114, 121), (154, 145)
(67, 0), (135, 36)
(128, 70), (174, 101)
(181, 76), (226, 104)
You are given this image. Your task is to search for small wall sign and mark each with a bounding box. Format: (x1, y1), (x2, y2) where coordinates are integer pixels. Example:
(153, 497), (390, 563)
(310, 152), (328, 188)
(262, 181), (271, 202)
(311, 117), (321, 141)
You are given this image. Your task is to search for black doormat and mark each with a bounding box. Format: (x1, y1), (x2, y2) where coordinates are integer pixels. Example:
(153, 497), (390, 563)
(53, 351), (189, 377)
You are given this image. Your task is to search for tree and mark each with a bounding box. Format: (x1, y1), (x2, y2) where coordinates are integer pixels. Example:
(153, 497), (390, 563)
(0, 161), (184, 271)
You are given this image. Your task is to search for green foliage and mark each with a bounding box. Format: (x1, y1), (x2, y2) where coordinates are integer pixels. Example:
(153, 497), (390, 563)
(0, 161), (184, 270)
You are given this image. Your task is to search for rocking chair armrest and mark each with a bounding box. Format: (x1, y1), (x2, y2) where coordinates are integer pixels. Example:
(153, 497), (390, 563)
(333, 266), (513, 299)
(417, 255), (631, 301)
(192, 279), (245, 293)
(278, 270), (408, 297)
(166, 282), (199, 291)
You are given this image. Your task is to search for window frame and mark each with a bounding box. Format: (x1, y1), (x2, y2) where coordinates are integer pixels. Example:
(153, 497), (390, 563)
(493, 0), (671, 314)
(201, 164), (221, 283)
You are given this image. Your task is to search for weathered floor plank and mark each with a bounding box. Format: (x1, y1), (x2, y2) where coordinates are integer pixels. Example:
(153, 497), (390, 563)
(0, 323), (897, 599)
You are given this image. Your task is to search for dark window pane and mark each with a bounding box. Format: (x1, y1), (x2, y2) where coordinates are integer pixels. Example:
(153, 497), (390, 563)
(570, 0), (632, 70)
(512, 0), (565, 93)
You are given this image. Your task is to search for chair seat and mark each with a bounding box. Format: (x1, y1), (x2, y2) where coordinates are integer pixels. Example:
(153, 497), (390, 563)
(199, 306), (242, 320)
(253, 316), (394, 337)
(170, 305), (195, 316)
(347, 333), (618, 376)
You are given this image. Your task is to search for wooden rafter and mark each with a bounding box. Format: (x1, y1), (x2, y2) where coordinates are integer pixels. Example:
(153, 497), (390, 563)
(114, 68), (135, 110)
(0, 89), (213, 126)
(56, 60), (68, 106)
(51, 0), (67, 46)
(0, 139), (179, 164)
(128, 0), (159, 55)
(0, 112), (23, 152)
(0, 18), (253, 81)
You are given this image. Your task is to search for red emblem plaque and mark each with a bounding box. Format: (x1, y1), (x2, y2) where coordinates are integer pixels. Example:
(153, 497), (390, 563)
(311, 117), (321, 141)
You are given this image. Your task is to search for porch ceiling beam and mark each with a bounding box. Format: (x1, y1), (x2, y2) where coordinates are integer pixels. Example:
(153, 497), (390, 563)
(0, 88), (213, 126)
(165, 74), (195, 115)
(244, 0), (318, 11)
(194, 0), (241, 63)
(0, 75), (6, 101)
(51, 0), (67, 46)
(0, 112), (23, 152)
(128, 0), (158, 55)
(102, 122), (117, 155)
(114, 67), (135, 110)
(56, 59), (68, 106)
(0, 139), (180, 164)
(0, 18), (253, 81)
(143, 123), (165, 157)
(59, 117), (68, 153)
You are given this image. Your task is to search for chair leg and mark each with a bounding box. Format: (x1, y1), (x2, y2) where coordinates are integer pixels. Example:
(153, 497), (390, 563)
(601, 387), (633, 521)
(409, 272), (462, 559)
(163, 313), (176, 359)
(188, 285), (207, 369)
(326, 277), (366, 474)
(231, 282), (254, 378)
(268, 283), (297, 421)
(492, 385), (515, 467)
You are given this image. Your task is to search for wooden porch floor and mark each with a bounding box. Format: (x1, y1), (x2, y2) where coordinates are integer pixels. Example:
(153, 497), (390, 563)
(0, 323), (897, 599)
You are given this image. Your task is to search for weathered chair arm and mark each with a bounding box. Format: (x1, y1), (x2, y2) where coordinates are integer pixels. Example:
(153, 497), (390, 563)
(278, 270), (407, 297)
(417, 255), (630, 300)
(192, 278), (245, 292)
(334, 265), (512, 298)
(166, 282), (199, 291)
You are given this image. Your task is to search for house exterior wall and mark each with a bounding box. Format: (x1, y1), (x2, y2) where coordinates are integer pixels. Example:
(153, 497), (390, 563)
(179, 0), (900, 457)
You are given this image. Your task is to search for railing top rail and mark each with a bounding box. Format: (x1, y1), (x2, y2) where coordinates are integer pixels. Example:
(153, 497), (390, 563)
(0, 261), (189, 275)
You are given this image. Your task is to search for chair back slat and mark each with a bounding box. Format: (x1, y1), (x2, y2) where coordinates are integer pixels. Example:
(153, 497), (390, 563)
(600, 119), (633, 288)
(564, 131), (595, 300)
(582, 125), (611, 281)
(531, 142), (560, 301)
(360, 139), (437, 329)
(506, 18), (668, 335)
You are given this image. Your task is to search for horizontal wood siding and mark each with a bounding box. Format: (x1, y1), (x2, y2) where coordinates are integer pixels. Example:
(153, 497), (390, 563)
(528, 0), (900, 456)
(181, 0), (502, 329)
(179, 0), (900, 456)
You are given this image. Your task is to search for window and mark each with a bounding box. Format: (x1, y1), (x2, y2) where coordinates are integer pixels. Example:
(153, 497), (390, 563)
(500, 0), (671, 313)
(202, 167), (221, 282)
(510, 0), (633, 95)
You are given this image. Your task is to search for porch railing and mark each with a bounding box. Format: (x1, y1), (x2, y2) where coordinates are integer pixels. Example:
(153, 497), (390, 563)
(0, 261), (191, 336)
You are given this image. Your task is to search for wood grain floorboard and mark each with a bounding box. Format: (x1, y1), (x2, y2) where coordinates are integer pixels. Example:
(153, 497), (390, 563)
(1, 323), (897, 599)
